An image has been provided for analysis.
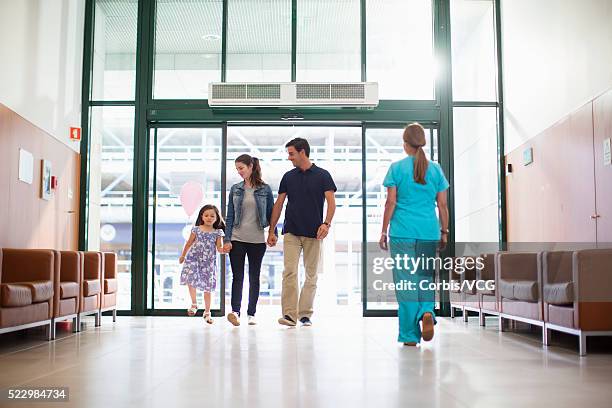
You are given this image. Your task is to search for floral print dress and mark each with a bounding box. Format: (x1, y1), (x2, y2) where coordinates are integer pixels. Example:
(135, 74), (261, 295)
(180, 227), (224, 292)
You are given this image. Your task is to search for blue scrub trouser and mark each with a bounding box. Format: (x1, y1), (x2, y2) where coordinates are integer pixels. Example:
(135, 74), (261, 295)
(390, 239), (437, 343)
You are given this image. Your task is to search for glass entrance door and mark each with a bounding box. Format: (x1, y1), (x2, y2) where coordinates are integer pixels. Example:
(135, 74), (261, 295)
(225, 124), (363, 312)
(144, 122), (443, 317)
(147, 126), (225, 315)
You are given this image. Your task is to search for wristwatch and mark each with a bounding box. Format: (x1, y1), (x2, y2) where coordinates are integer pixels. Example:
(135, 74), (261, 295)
(322, 222), (331, 227)
(440, 229), (450, 235)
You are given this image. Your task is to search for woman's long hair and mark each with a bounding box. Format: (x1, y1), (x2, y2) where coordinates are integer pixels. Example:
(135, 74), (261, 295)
(403, 123), (429, 185)
(235, 154), (264, 188)
(195, 204), (226, 230)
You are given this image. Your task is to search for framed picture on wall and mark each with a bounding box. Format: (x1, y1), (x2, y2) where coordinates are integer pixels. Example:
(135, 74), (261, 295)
(41, 159), (52, 200)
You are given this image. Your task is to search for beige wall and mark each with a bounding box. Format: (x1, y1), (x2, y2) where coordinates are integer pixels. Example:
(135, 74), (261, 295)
(501, 0), (612, 154)
(0, 0), (85, 152)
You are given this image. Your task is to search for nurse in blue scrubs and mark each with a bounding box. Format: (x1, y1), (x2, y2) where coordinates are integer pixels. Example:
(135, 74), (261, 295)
(379, 123), (450, 346)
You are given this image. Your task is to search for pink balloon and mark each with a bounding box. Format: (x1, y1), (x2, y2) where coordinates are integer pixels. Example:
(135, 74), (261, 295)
(179, 181), (204, 217)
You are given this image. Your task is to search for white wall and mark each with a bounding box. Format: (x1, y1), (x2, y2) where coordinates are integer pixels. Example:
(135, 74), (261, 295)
(501, 0), (612, 154)
(0, 0), (85, 152)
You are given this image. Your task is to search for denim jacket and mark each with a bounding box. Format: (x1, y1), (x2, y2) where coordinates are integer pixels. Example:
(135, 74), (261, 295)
(225, 181), (275, 243)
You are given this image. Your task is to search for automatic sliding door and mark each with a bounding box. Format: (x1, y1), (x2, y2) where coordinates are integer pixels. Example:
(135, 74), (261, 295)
(226, 125), (363, 309)
(147, 126), (224, 314)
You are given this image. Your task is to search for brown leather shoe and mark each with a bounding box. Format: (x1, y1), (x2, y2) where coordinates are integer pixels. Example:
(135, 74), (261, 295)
(421, 312), (435, 342)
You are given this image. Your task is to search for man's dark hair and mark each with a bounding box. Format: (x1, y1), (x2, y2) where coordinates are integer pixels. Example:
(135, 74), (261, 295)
(285, 138), (310, 157)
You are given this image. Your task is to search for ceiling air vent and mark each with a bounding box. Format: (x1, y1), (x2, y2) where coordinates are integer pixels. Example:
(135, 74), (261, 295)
(209, 82), (378, 107)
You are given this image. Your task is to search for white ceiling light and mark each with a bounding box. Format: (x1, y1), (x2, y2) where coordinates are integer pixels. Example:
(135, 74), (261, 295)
(201, 34), (221, 41)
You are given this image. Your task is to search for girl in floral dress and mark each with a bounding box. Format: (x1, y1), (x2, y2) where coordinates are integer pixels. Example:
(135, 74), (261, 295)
(179, 204), (226, 323)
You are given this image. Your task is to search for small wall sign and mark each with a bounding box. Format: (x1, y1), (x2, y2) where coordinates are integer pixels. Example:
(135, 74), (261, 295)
(18, 148), (34, 184)
(523, 147), (533, 166)
(70, 127), (81, 141)
(604, 138), (611, 166)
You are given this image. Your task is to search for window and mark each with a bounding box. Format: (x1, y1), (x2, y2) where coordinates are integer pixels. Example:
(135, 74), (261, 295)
(453, 107), (499, 242)
(92, 0), (138, 101)
(87, 106), (135, 310)
(297, 0), (361, 82)
(154, 0), (223, 99)
(451, 0), (497, 102)
(366, 0), (435, 99)
(226, 0), (292, 82)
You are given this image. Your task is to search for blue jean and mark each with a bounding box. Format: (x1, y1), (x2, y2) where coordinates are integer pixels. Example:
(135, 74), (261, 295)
(390, 239), (437, 343)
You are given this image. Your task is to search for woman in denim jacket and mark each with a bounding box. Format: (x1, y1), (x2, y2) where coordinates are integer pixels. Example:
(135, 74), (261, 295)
(224, 154), (275, 326)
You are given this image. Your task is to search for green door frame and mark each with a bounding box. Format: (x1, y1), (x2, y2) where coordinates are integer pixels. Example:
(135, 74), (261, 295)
(79, 0), (505, 317)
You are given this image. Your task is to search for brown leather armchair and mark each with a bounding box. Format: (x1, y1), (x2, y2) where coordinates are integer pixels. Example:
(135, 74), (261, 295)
(101, 252), (118, 322)
(0, 248), (57, 340)
(53, 251), (82, 333)
(81, 252), (102, 327)
(543, 249), (612, 356)
(497, 252), (545, 342)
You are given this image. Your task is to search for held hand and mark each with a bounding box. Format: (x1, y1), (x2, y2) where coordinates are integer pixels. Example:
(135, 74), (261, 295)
(267, 232), (278, 247)
(179, 256), (185, 264)
(378, 233), (388, 251)
(223, 242), (232, 253)
(316, 224), (330, 240)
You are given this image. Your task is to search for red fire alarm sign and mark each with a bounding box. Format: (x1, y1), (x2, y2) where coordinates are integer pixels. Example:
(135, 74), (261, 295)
(70, 127), (81, 141)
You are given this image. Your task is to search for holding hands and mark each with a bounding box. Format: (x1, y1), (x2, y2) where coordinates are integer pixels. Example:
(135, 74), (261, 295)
(267, 232), (278, 247)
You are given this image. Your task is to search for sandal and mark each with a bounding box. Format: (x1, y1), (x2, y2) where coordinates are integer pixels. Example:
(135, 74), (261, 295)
(187, 304), (198, 317)
(203, 311), (213, 324)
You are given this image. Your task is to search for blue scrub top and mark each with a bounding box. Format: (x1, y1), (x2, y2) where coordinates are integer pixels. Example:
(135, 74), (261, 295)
(383, 156), (449, 240)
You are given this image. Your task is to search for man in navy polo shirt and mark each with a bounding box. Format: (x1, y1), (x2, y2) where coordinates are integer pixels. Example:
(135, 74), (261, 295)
(268, 138), (337, 327)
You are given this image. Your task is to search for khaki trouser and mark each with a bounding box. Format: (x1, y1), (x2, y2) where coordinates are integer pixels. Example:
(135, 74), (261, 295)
(281, 233), (322, 322)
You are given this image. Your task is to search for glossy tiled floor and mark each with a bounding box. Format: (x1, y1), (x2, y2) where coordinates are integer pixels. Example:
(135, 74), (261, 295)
(1, 307), (612, 408)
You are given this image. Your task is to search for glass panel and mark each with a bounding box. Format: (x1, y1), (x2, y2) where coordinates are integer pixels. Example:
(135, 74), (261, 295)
(450, 0), (497, 102)
(364, 126), (439, 311)
(92, 0), (138, 101)
(297, 0), (361, 82)
(87, 106), (135, 310)
(148, 128), (224, 310)
(366, 0), (435, 100)
(226, 0), (292, 82)
(225, 126), (362, 308)
(154, 0), (223, 99)
(453, 107), (499, 242)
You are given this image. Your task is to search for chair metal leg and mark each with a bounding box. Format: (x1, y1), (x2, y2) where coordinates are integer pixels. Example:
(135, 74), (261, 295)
(72, 317), (78, 333)
(112, 309), (117, 322)
(579, 332), (587, 356)
(48, 321), (55, 341)
(479, 311), (485, 327)
(542, 325), (549, 346)
(450, 306), (455, 319)
(499, 315), (504, 332)
(463, 307), (468, 323)
(95, 311), (101, 327)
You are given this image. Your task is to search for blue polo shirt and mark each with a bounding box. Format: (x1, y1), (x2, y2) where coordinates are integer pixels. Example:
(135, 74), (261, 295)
(279, 164), (337, 238)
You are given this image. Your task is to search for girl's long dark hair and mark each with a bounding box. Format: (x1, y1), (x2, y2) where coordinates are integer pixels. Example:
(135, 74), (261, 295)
(235, 154), (264, 188)
(195, 204), (225, 230)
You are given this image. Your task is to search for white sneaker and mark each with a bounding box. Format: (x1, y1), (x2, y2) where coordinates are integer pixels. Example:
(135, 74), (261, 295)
(248, 315), (257, 325)
(227, 312), (240, 326)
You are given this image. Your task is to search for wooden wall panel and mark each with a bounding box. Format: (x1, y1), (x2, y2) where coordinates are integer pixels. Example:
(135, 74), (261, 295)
(506, 102), (597, 242)
(593, 89), (612, 243)
(0, 103), (80, 250)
